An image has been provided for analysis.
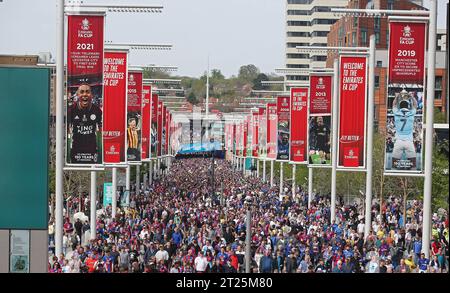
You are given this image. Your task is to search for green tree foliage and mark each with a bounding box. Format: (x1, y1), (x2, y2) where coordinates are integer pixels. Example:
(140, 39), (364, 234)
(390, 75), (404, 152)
(238, 64), (260, 84)
(252, 73), (269, 90)
(187, 91), (199, 105)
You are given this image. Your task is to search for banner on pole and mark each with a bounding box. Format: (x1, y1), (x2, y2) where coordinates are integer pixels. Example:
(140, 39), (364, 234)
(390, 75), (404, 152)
(309, 75), (332, 165)
(243, 116), (249, 157)
(103, 51), (127, 164)
(66, 14), (104, 165)
(142, 85), (151, 161)
(151, 94), (159, 158)
(252, 110), (259, 158)
(337, 55), (368, 169)
(157, 101), (163, 157)
(267, 103), (277, 160)
(127, 70), (143, 162)
(384, 21), (426, 173)
(290, 88), (308, 163)
(277, 96), (290, 161)
(258, 107), (267, 158)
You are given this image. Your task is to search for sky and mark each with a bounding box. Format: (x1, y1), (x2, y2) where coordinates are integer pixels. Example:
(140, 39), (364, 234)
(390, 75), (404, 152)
(0, 0), (447, 77)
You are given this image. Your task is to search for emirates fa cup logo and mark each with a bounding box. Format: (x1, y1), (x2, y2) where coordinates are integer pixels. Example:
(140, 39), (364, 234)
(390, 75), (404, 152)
(110, 145), (115, 153)
(402, 25), (412, 38)
(129, 74), (134, 82)
(81, 18), (90, 30)
(318, 78), (324, 85)
(349, 149), (354, 157)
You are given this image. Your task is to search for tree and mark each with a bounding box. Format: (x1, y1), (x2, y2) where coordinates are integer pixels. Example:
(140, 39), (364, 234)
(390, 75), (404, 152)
(187, 91), (199, 105)
(252, 73), (269, 90)
(238, 64), (260, 83)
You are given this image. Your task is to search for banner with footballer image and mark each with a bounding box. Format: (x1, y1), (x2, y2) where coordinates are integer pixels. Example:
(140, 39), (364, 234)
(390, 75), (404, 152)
(103, 50), (127, 164)
(290, 88), (308, 163)
(66, 14), (104, 165)
(141, 85), (151, 161)
(308, 75), (332, 165)
(385, 21), (427, 173)
(252, 110), (259, 158)
(277, 96), (290, 161)
(157, 100), (163, 157)
(151, 94), (159, 158)
(266, 103), (278, 160)
(337, 55), (368, 169)
(126, 70), (143, 162)
(258, 107), (267, 158)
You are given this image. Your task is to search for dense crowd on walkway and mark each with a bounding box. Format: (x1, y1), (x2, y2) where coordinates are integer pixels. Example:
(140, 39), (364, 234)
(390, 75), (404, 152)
(48, 158), (449, 273)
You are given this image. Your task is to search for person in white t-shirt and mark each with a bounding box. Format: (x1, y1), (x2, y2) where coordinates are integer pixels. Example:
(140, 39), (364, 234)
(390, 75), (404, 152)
(155, 244), (169, 264)
(357, 220), (365, 235)
(194, 251), (208, 273)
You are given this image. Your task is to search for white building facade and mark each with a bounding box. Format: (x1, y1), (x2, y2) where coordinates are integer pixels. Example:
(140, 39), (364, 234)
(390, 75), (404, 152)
(284, 0), (348, 84)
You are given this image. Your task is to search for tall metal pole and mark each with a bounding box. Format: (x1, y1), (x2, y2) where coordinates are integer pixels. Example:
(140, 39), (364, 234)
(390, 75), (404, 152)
(136, 165), (140, 194)
(270, 160), (274, 187)
(149, 161), (153, 186)
(308, 167), (313, 208)
(54, 0), (65, 257)
(90, 168), (97, 240)
(422, 0), (437, 259)
(112, 167), (117, 219)
(364, 35), (376, 241)
(262, 160), (266, 182)
(331, 59), (339, 224)
(292, 164), (296, 201)
(256, 159), (260, 178)
(245, 208), (251, 273)
(279, 162), (284, 201)
(126, 165), (130, 192)
(242, 157), (246, 176)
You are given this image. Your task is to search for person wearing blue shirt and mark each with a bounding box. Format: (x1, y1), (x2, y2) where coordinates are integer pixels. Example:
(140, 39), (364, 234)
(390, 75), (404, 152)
(418, 253), (429, 273)
(413, 237), (422, 264)
(171, 227), (182, 247)
(391, 89), (418, 170)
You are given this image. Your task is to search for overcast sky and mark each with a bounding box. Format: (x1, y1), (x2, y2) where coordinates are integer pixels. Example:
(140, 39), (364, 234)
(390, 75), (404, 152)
(0, 0), (447, 77)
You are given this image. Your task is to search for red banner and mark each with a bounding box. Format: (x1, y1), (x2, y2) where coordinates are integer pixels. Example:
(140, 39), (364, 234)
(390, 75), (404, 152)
(252, 111), (259, 157)
(103, 51), (127, 164)
(290, 88), (308, 163)
(310, 75), (332, 114)
(258, 107), (267, 157)
(388, 22), (426, 84)
(141, 85), (151, 160)
(66, 14), (104, 165)
(338, 55), (368, 168)
(151, 94), (158, 158)
(127, 71), (143, 162)
(385, 21), (427, 173)
(243, 116), (249, 157)
(309, 74), (333, 165)
(157, 101), (163, 157)
(165, 109), (170, 155)
(267, 103), (277, 160)
(277, 96), (290, 161)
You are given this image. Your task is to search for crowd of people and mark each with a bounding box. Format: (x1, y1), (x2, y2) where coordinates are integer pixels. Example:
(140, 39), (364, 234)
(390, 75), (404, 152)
(48, 157), (449, 273)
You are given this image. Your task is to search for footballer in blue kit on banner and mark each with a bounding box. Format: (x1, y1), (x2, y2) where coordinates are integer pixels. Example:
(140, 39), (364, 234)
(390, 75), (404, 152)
(385, 21), (426, 172)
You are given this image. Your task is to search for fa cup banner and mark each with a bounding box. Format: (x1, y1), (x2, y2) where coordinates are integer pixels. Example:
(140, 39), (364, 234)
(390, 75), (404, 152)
(309, 75), (332, 165)
(151, 94), (158, 158)
(157, 101), (163, 157)
(266, 103), (277, 160)
(277, 96), (290, 161)
(385, 21), (426, 173)
(258, 107), (267, 158)
(126, 71), (143, 162)
(252, 111), (259, 158)
(141, 85), (151, 161)
(103, 50), (127, 164)
(338, 55), (368, 169)
(66, 15), (104, 165)
(290, 88), (308, 163)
